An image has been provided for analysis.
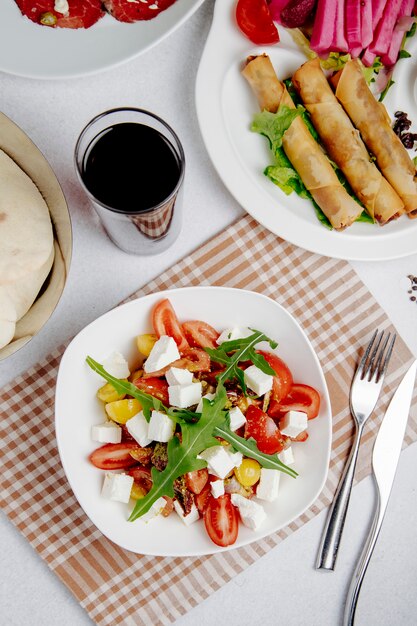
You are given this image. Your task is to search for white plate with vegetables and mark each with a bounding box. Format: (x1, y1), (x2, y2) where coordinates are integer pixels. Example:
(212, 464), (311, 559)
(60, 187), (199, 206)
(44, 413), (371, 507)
(195, 0), (417, 260)
(55, 287), (331, 556)
(0, 0), (205, 79)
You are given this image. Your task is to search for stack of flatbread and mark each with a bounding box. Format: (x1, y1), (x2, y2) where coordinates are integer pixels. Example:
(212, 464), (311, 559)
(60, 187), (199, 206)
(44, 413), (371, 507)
(0, 149), (54, 350)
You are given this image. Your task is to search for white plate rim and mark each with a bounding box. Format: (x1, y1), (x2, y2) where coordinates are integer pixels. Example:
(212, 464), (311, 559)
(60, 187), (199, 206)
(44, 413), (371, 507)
(55, 285), (332, 556)
(195, 0), (417, 261)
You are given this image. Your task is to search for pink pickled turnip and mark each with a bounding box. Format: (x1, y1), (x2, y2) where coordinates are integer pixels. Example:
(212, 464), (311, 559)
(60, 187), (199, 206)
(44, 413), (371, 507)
(361, 0), (373, 48)
(372, 0), (388, 30)
(345, 0), (362, 49)
(310, 0), (337, 56)
(369, 0), (404, 56)
(381, 0), (415, 65)
(361, 47), (377, 65)
(331, 0), (348, 52)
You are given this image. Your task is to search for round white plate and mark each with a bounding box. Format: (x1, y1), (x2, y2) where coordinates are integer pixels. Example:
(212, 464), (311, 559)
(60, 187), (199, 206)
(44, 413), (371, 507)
(55, 286), (331, 556)
(0, 0), (205, 79)
(195, 0), (417, 261)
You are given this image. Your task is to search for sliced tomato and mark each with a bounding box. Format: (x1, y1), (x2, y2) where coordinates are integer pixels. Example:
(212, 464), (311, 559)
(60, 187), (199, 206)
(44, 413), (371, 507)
(236, 0), (280, 45)
(257, 350), (293, 402)
(245, 405), (286, 454)
(292, 430), (309, 442)
(142, 347), (211, 378)
(152, 299), (189, 352)
(195, 482), (212, 513)
(128, 466), (153, 492)
(185, 468), (209, 495)
(270, 384), (320, 420)
(182, 321), (220, 349)
(89, 443), (140, 470)
(204, 494), (239, 547)
(133, 376), (169, 404)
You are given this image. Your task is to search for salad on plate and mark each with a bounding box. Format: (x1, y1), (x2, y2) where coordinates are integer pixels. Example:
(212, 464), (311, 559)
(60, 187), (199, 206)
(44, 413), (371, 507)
(86, 298), (321, 547)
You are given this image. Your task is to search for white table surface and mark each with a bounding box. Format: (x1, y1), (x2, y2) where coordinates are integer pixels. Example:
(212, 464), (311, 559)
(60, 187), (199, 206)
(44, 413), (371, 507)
(1, 2), (417, 624)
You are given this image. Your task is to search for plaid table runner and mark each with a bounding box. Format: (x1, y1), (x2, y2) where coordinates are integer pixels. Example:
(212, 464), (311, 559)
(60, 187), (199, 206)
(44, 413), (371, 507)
(1, 215), (416, 626)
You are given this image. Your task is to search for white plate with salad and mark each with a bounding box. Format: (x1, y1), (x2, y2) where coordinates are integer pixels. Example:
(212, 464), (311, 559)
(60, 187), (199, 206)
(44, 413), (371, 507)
(0, 0), (205, 79)
(55, 287), (331, 556)
(195, 0), (417, 261)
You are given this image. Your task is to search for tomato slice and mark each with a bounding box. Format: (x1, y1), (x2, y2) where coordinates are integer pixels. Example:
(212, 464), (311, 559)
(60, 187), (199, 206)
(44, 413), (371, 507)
(236, 0), (280, 45)
(245, 405), (286, 454)
(195, 482), (212, 513)
(270, 384), (321, 420)
(133, 376), (169, 404)
(182, 321), (219, 349)
(185, 468), (209, 495)
(204, 494), (239, 547)
(89, 443), (140, 470)
(257, 351), (293, 402)
(152, 299), (189, 352)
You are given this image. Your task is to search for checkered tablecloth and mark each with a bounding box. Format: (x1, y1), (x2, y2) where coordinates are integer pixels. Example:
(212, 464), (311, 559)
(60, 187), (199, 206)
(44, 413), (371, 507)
(1, 215), (416, 626)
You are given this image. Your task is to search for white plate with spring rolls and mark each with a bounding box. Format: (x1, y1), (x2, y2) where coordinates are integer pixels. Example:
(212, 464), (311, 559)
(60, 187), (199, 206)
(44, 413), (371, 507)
(195, 0), (417, 260)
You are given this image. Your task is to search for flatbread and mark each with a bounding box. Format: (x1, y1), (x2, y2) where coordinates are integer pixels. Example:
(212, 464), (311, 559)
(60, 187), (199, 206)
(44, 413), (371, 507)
(0, 148), (54, 283)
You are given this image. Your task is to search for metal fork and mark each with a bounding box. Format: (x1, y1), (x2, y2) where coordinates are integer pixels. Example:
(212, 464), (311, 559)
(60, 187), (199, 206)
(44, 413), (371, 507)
(316, 329), (396, 571)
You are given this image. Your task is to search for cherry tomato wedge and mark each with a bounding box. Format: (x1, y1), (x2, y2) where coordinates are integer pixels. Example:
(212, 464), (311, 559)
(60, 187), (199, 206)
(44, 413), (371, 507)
(182, 321), (219, 349)
(133, 376), (169, 404)
(185, 468), (209, 495)
(245, 405), (286, 454)
(128, 466), (153, 492)
(236, 0), (280, 45)
(257, 350), (293, 402)
(89, 443), (140, 470)
(270, 384), (320, 420)
(204, 494), (239, 547)
(152, 299), (189, 352)
(195, 482), (212, 513)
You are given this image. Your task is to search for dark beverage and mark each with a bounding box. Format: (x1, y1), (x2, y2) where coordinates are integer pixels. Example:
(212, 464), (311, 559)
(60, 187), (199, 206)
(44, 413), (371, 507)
(82, 122), (181, 213)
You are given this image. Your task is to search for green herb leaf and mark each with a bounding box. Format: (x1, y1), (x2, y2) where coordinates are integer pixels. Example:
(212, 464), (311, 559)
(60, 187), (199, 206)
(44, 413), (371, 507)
(413, 156), (417, 166)
(378, 78), (395, 102)
(214, 422), (298, 478)
(166, 407), (201, 424)
(205, 330), (277, 392)
(251, 105), (303, 155)
(129, 386), (228, 521)
(406, 21), (417, 38)
(399, 49), (412, 59)
(320, 51), (351, 72)
(85, 356), (164, 420)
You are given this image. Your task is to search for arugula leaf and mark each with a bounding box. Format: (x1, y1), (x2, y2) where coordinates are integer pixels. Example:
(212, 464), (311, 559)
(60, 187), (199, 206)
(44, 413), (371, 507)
(129, 386), (228, 521)
(86, 356), (164, 420)
(205, 330), (277, 392)
(251, 105), (303, 155)
(166, 407), (200, 424)
(213, 422), (297, 478)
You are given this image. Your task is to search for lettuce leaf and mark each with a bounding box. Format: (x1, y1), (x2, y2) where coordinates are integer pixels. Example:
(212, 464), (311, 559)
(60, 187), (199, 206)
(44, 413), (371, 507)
(251, 105), (303, 155)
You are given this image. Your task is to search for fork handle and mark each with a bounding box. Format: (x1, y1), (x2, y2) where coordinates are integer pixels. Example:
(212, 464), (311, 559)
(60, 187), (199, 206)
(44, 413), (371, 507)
(343, 489), (385, 626)
(316, 422), (364, 571)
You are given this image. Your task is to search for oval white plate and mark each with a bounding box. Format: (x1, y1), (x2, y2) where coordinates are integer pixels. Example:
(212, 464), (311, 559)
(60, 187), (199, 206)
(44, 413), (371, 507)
(0, 0), (205, 79)
(55, 286), (331, 556)
(195, 0), (417, 261)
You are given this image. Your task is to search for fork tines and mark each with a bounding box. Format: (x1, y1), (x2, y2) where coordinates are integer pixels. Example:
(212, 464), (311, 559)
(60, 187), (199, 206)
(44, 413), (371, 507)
(358, 330), (396, 383)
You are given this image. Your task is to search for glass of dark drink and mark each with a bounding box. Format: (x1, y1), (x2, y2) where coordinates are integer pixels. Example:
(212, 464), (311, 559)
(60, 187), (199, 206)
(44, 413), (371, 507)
(75, 108), (185, 255)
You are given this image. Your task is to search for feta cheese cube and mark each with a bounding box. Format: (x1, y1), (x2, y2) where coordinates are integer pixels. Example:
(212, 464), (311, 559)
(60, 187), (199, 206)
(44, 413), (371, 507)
(224, 446), (243, 468)
(197, 445), (236, 479)
(139, 496), (167, 523)
(244, 365), (273, 396)
(228, 406), (246, 431)
(91, 421), (122, 444)
(165, 367), (193, 386)
(231, 493), (266, 530)
(280, 410), (308, 438)
(211, 479), (225, 498)
(216, 327), (252, 344)
(102, 351), (130, 379)
(126, 410), (153, 447)
(148, 410), (175, 442)
(173, 501), (200, 526)
(168, 382), (202, 408)
(256, 468), (281, 502)
(144, 335), (180, 373)
(101, 472), (133, 503)
(196, 392), (216, 413)
(278, 447), (295, 466)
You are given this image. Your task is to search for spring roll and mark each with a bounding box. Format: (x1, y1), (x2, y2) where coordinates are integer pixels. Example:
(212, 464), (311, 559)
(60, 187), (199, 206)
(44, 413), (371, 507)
(242, 55), (363, 230)
(331, 59), (417, 215)
(292, 58), (404, 224)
